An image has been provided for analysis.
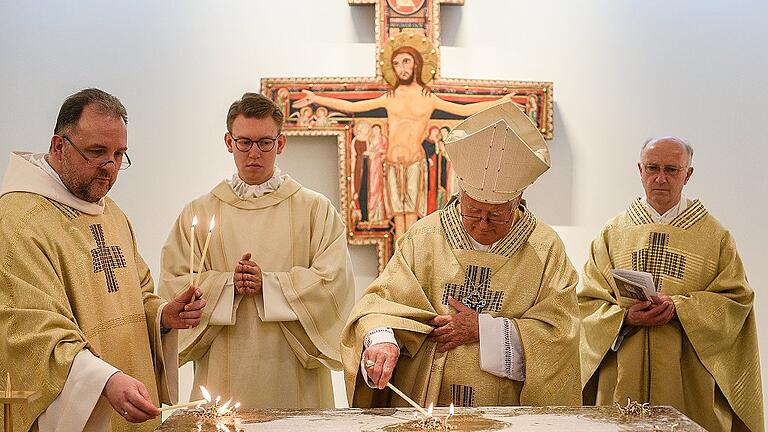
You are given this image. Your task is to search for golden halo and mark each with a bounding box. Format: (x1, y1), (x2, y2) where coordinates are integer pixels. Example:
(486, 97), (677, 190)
(380, 32), (438, 87)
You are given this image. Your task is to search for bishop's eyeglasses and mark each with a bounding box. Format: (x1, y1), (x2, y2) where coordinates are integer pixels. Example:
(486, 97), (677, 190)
(230, 134), (281, 152)
(61, 135), (131, 170)
(459, 205), (513, 225)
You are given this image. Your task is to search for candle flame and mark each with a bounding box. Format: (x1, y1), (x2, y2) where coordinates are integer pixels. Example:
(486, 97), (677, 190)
(200, 386), (212, 402)
(192, 215), (198, 227)
(215, 395), (221, 404)
(208, 215), (216, 232)
(234, 402), (241, 409)
(217, 398), (232, 415)
(449, 402), (454, 415)
(427, 403), (433, 416)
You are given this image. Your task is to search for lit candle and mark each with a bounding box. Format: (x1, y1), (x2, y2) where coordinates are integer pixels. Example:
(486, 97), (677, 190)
(194, 216), (215, 286)
(189, 216), (198, 286)
(427, 403), (433, 416)
(200, 385), (212, 403)
(216, 398), (232, 415)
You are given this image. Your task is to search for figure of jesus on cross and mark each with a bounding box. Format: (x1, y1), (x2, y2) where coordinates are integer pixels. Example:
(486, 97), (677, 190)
(262, 0), (553, 272)
(293, 33), (513, 238)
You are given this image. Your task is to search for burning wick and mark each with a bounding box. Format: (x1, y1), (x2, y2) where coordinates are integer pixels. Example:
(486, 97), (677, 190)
(194, 386), (240, 421)
(414, 402), (454, 431)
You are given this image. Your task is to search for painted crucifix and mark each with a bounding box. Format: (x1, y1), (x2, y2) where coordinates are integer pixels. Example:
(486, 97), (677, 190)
(262, 0), (553, 272)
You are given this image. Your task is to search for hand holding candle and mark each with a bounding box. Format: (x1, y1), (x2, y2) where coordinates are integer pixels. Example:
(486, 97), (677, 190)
(162, 285), (207, 329)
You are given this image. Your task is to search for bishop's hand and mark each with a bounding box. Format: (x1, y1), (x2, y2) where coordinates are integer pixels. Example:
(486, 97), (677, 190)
(363, 343), (400, 389)
(234, 252), (263, 296)
(428, 296), (480, 353)
(161, 284), (206, 329)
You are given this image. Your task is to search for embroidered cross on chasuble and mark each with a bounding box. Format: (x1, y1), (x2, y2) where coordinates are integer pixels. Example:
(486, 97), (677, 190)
(632, 232), (686, 291)
(442, 265), (503, 312)
(89, 223), (127, 293)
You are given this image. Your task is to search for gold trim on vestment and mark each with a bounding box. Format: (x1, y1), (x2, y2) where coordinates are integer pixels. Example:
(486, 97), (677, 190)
(438, 200), (537, 258)
(627, 198), (708, 230)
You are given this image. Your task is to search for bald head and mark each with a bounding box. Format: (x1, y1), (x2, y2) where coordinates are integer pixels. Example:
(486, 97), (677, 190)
(641, 136), (693, 165)
(638, 136), (695, 215)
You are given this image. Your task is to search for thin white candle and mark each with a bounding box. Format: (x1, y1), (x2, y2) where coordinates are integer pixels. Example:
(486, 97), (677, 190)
(194, 216), (215, 286)
(159, 399), (207, 412)
(444, 402), (454, 427)
(386, 382), (429, 417)
(189, 216), (198, 286)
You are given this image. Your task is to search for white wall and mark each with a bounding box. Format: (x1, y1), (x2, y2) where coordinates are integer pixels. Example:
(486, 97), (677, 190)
(1, 0), (767, 415)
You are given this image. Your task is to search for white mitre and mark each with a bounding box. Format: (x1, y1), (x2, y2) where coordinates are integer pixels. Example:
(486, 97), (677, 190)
(444, 101), (550, 203)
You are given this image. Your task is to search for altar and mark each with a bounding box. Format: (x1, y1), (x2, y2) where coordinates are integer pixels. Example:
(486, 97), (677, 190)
(155, 406), (705, 431)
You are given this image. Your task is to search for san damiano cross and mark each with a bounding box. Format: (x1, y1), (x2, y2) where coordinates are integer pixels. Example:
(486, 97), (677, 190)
(262, 0), (553, 272)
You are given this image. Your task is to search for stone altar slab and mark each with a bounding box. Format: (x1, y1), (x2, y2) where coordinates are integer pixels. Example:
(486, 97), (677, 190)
(156, 406), (705, 431)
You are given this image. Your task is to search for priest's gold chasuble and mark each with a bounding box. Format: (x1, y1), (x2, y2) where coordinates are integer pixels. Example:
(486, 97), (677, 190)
(342, 200), (581, 408)
(580, 199), (764, 432)
(159, 177), (355, 408)
(0, 192), (167, 432)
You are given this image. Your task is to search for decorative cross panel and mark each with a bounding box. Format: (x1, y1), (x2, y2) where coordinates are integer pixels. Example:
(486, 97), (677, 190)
(89, 224), (127, 293)
(262, 0), (553, 273)
(632, 232), (686, 292)
(441, 265), (504, 313)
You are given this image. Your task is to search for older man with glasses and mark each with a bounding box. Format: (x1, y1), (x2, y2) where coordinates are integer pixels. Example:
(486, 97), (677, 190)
(579, 136), (763, 432)
(340, 101), (582, 409)
(158, 92), (354, 409)
(0, 88), (206, 432)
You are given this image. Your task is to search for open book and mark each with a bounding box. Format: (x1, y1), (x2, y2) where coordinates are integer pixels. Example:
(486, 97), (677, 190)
(609, 269), (657, 308)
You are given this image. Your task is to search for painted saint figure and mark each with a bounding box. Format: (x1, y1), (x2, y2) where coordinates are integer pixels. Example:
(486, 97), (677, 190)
(367, 124), (388, 222)
(352, 120), (371, 222)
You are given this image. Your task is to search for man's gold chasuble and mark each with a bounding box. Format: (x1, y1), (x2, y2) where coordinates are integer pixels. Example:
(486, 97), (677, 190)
(159, 177), (354, 408)
(342, 200), (582, 408)
(580, 198), (763, 432)
(0, 192), (169, 432)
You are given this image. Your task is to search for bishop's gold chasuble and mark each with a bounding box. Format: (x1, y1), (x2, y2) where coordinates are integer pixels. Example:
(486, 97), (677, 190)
(342, 200), (582, 408)
(159, 177), (355, 408)
(0, 192), (166, 432)
(580, 199), (763, 432)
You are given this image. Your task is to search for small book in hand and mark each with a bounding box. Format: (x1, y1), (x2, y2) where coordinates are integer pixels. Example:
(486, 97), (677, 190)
(609, 269), (657, 308)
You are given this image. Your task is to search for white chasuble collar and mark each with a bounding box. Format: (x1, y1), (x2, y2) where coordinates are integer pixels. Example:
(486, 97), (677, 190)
(627, 197), (708, 230)
(439, 199), (537, 259)
(0, 151), (105, 215)
(212, 174), (302, 210)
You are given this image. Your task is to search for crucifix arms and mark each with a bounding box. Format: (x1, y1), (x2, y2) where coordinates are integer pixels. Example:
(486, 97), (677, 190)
(432, 92), (516, 117)
(293, 89), (386, 113)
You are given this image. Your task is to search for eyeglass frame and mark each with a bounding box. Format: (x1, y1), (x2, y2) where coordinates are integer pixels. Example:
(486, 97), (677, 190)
(228, 133), (282, 153)
(641, 163), (689, 177)
(459, 201), (515, 226)
(60, 135), (131, 170)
